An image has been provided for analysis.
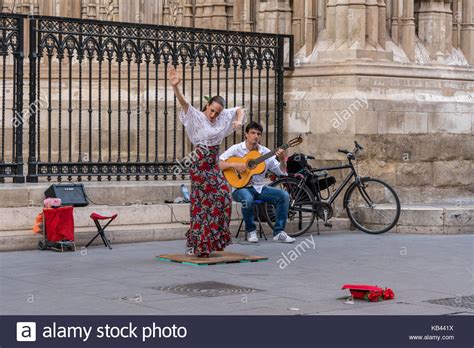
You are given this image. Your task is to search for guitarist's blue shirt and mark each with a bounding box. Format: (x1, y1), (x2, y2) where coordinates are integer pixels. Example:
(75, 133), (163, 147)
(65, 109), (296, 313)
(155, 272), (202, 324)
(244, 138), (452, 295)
(219, 142), (287, 193)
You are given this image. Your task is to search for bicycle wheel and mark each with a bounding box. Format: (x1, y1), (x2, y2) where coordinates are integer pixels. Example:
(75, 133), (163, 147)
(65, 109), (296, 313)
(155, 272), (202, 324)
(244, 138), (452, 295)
(345, 177), (400, 234)
(263, 177), (316, 237)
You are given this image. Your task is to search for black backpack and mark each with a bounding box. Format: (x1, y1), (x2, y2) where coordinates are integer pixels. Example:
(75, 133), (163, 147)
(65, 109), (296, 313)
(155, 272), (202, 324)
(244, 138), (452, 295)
(287, 153), (310, 174)
(287, 153), (336, 197)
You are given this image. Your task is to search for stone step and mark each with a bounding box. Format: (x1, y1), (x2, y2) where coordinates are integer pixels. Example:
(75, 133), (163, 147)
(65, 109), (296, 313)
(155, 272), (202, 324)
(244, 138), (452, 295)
(0, 180), (190, 208)
(0, 222), (188, 252)
(0, 218), (350, 252)
(0, 201), (243, 231)
(2, 193), (470, 252)
(398, 204), (474, 234)
(357, 203), (474, 234)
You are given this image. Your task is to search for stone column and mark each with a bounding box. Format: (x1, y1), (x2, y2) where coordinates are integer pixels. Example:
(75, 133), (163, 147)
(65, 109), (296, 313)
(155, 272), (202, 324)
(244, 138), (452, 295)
(305, 0), (318, 56)
(215, 0), (230, 30)
(391, 0), (400, 44)
(162, 0), (188, 26)
(8, 0), (80, 17)
(366, 0), (379, 48)
(445, 0), (453, 51)
(194, 0), (228, 29)
(417, 0), (453, 60)
(2, 0), (39, 14)
(460, 0), (474, 64)
(242, 0), (256, 32)
(378, 0), (387, 48)
(292, 0), (305, 52)
(318, 0), (327, 31)
(0, 0), (12, 13)
(82, 0), (100, 19)
(232, 0), (254, 31)
(231, 0), (244, 30)
(182, 0), (194, 27)
(386, 0), (392, 30)
(401, 0), (416, 61)
(102, 0), (119, 21)
(193, 0), (204, 27)
(118, 0), (160, 24)
(453, 0), (460, 47)
(326, 0), (337, 42)
(84, 0), (121, 21)
(321, 0), (392, 61)
(348, 0), (366, 49)
(335, 0), (349, 49)
(257, 0), (292, 34)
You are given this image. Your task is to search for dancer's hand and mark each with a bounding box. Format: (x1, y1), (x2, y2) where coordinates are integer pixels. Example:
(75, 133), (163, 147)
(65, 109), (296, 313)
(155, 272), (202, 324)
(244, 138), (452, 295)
(233, 108), (246, 130)
(232, 120), (243, 130)
(233, 162), (247, 174)
(168, 67), (180, 87)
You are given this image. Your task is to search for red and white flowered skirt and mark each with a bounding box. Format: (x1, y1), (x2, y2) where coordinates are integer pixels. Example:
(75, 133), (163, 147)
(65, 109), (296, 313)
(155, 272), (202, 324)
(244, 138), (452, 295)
(186, 145), (232, 256)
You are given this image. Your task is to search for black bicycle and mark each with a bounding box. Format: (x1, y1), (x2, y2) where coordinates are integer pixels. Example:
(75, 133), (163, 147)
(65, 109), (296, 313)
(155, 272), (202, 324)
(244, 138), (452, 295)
(263, 141), (401, 237)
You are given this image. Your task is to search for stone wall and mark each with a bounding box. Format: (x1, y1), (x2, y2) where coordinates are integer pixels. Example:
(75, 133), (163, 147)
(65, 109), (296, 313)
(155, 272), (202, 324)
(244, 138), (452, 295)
(2, 0), (473, 63)
(1, 0), (473, 204)
(285, 63), (473, 204)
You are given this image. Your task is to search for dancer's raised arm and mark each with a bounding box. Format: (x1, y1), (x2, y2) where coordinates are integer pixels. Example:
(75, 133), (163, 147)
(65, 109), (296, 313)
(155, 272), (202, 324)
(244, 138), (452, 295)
(168, 67), (189, 114)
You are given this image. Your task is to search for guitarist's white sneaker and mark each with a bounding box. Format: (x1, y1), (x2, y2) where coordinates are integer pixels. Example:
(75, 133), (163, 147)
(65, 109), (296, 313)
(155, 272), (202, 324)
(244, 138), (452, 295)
(247, 231), (259, 243)
(273, 231), (295, 243)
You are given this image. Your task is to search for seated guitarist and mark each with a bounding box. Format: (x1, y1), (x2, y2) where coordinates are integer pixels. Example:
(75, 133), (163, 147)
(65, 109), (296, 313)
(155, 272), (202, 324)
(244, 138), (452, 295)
(219, 121), (295, 243)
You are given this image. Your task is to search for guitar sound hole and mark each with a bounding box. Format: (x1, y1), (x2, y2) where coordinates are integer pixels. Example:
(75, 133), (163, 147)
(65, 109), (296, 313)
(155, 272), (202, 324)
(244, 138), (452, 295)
(247, 160), (256, 169)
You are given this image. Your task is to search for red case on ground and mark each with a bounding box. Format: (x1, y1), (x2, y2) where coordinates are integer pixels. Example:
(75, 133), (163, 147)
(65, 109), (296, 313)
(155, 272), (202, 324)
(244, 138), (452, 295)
(342, 284), (395, 301)
(342, 284), (382, 299)
(43, 206), (75, 242)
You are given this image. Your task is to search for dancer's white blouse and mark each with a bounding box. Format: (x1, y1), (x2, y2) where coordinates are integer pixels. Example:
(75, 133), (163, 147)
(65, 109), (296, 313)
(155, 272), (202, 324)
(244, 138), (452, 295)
(179, 104), (246, 146)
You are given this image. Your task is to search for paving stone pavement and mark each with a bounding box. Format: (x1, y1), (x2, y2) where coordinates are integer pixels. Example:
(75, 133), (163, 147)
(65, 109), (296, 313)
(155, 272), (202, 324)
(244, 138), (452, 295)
(1, 230), (473, 315)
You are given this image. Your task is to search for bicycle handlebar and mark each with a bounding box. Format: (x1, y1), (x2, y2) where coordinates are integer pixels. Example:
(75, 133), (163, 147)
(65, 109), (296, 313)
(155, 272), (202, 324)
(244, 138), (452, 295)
(354, 141), (364, 150)
(337, 141), (364, 160)
(298, 142), (364, 161)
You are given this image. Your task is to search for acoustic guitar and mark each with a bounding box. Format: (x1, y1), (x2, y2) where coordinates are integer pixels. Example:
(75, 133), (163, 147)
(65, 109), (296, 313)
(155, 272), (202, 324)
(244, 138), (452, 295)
(222, 135), (303, 189)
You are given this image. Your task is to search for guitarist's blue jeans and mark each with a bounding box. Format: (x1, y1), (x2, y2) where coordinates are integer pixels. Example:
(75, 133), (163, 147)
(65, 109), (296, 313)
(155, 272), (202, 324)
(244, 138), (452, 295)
(232, 186), (290, 236)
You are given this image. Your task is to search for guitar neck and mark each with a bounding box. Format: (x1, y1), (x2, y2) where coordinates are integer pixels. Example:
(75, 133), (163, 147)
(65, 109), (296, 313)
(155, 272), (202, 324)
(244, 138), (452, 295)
(253, 144), (288, 165)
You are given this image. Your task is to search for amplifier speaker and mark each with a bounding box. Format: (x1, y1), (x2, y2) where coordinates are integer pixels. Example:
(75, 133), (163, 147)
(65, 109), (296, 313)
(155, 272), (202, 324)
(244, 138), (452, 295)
(44, 184), (89, 207)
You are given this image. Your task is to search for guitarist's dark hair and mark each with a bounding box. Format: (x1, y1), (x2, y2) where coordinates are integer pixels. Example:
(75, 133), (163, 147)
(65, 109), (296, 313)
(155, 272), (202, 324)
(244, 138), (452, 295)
(202, 96), (225, 112)
(245, 121), (263, 134)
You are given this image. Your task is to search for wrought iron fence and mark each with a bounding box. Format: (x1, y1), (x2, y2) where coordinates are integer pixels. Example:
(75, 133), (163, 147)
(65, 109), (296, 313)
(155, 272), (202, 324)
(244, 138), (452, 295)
(0, 14), (24, 183)
(0, 14), (292, 182)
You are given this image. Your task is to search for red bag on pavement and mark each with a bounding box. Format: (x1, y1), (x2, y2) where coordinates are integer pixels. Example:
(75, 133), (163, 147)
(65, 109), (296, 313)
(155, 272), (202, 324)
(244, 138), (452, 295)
(342, 284), (395, 302)
(43, 206), (75, 242)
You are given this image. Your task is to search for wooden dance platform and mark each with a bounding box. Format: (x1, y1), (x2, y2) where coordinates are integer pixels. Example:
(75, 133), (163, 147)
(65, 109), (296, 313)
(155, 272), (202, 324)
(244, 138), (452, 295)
(156, 251), (268, 266)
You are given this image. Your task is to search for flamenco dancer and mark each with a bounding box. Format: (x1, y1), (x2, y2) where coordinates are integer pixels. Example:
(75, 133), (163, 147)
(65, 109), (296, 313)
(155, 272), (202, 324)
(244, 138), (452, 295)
(168, 67), (246, 257)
